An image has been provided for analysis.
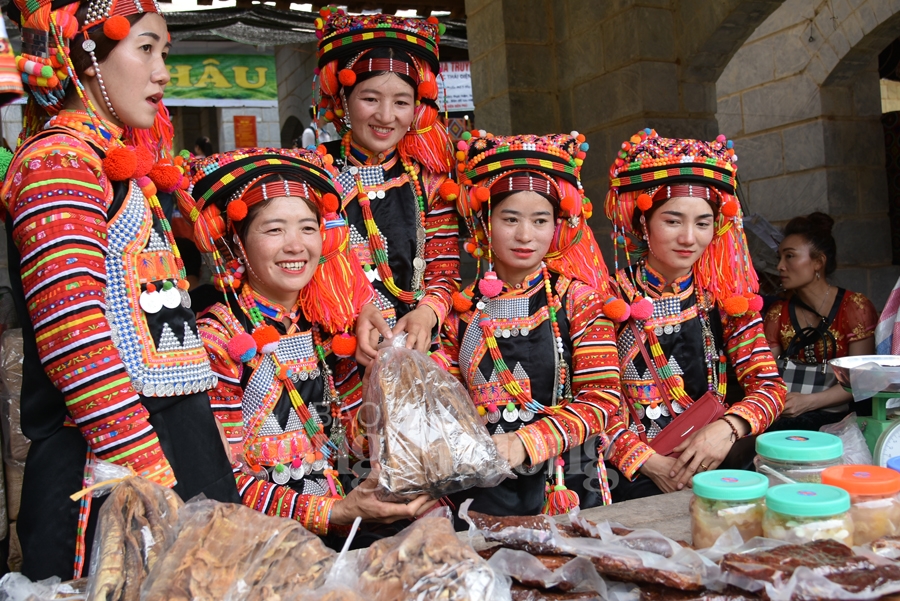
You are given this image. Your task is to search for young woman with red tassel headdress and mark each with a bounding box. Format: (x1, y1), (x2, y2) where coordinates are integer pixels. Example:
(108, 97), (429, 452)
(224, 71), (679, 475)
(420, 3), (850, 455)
(314, 7), (460, 366)
(603, 129), (786, 501)
(0, 0), (237, 580)
(181, 147), (434, 541)
(433, 132), (624, 520)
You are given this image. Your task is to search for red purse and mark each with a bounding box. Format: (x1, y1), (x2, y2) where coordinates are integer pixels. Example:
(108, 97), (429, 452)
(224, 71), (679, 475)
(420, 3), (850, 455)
(625, 321), (725, 458)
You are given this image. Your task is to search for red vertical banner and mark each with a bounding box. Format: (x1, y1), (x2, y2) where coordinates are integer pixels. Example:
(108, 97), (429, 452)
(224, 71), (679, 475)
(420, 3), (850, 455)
(233, 115), (258, 147)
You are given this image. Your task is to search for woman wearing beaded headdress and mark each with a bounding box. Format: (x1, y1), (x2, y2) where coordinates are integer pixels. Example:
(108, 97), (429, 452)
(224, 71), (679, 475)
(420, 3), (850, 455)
(185, 147), (435, 539)
(314, 7), (459, 364)
(435, 132), (623, 518)
(0, 0), (238, 579)
(603, 130), (786, 500)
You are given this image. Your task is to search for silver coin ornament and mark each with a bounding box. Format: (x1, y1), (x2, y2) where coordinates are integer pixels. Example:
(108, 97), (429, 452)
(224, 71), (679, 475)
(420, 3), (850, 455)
(180, 288), (192, 309)
(672, 400), (685, 414)
(82, 39), (96, 52)
(646, 404), (662, 420)
(162, 286), (182, 309)
(312, 459), (327, 472)
(664, 324), (674, 335)
(413, 257), (426, 270)
(272, 465), (290, 485)
(487, 410), (501, 424)
(290, 464), (306, 481)
(139, 290), (163, 314)
(518, 408), (535, 422)
(502, 407), (518, 423)
(376, 190), (386, 199)
(633, 403), (645, 420)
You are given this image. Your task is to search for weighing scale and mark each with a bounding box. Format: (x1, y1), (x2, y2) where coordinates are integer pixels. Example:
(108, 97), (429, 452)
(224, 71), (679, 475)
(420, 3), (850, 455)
(830, 356), (900, 466)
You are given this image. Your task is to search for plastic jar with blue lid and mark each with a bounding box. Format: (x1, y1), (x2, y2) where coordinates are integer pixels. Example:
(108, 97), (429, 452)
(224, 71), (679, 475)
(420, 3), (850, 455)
(690, 469), (768, 548)
(762, 483), (853, 545)
(754, 430), (843, 485)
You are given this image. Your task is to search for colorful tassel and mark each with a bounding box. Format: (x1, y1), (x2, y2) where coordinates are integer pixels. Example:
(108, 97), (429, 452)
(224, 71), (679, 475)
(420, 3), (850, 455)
(542, 458), (580, 516)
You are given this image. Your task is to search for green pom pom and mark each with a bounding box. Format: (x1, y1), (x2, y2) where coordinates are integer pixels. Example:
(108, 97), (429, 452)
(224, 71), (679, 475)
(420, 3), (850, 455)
(40, 65), (53, 78)
(461, 131), (472, 141)
(179, 149), (190, 159)
(0, 148), (13, 182)
(438, 23), (446, 35)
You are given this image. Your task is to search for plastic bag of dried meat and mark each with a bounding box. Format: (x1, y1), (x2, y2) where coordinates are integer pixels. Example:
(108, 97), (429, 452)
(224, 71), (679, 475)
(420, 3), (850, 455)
(357, 509), (511, 601)
(361, 334), (513, 501)
(141, 499), (334, 601)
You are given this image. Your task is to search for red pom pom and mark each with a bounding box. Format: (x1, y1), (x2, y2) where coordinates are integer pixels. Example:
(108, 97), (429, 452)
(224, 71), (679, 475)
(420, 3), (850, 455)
(321, 192), (339, 214)
(426, 15), (439, 24)
(252, 324), (280, 355)
(332, 333), (357, 358)
(478, 272), (504, 298)
(226, 332), (257, 363)
(338, 68), (357, 87)
(148, 163), (182, 193)
(747, 294), (764, 313)
(721, 199), (739, 218)
(227, 199), (248, 222)
(417, 80), (437, 99)
(103, 15), (130, 41)
(102, 147), (137, 181)
(560, 195), (578, 216)
(636, 193), (653, 212)
(474, 187), (490, 203)
(320, 68), (338, 96)
(452, 290), (473, 312)
(630, 296), (654, 320)
(132, 146), (155, 178)
(722, 295), (749, 317)
(603, 297), (630, 322)
(439, 180), (459, 202)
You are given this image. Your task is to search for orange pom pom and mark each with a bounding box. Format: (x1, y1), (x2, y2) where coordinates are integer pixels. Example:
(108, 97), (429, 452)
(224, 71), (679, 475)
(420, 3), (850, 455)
(452, 291), (473, 312)
(722, 295), (749, 317)
(602, 297), (630, 322)
(103, 15), (130, 40)
(331, 333), (357, 358)
(560, 195), (578, 216)
(133, 146), (154, 178)
(102, 147), (137, 181)
(148, 163), (182, 193)
(338, 68), (356, 87)
(417, 80), (437, 99)
(227, 199), (248, 222)
(321, 192), (339, 214)
(252, 324), (280, 354)
(636, 193), (653, 212)
(721, 199), (739, 218)
(439, 180), (459, 202)
(474, 187), (490, 203)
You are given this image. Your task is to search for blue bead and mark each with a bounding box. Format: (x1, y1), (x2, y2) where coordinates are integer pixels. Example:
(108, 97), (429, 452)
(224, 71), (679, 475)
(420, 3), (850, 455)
(726, 140), (734, 149)
(644, 128), (652, 134)
(580, 142), (589, 151)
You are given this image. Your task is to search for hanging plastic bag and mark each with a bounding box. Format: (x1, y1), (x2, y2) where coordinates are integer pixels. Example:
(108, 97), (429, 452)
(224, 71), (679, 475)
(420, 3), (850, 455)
(362, 334), (513, 501)
(356, 507), (511, 601)
(820, 412), (872, 466)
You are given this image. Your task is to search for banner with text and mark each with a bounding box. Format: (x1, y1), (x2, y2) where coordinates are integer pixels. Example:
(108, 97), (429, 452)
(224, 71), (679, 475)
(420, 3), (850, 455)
(437, 61), (473, 112)
(165, 55), (277, 100)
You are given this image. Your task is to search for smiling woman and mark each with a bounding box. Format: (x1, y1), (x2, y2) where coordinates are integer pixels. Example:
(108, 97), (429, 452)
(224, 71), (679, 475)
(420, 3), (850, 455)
(0, 0), (239, 580)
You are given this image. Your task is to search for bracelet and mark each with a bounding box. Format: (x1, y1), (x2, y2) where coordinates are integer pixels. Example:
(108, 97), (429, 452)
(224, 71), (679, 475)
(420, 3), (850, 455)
(719, 416), (740, 443)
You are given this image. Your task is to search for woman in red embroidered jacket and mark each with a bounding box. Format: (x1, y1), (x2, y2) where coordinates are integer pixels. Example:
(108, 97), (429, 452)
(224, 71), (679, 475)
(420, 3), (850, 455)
(314, 9), (460, 364)
(604, 130), (786, 501)
(0, 0), (237, 579)
(186, 148), (436, 540)
(435, 132), (622, 519)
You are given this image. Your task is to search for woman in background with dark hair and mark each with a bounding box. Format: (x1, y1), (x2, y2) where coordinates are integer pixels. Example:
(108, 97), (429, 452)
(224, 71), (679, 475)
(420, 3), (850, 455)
(764, 212), (877, 430)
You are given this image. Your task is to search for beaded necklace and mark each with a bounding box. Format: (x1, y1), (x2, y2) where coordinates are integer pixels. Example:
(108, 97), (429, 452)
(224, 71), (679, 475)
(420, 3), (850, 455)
(236, 286), (343, 467)
(474, 264), (571, 423)
(341, 131), (427, 304)
(634, 263), (727, 412)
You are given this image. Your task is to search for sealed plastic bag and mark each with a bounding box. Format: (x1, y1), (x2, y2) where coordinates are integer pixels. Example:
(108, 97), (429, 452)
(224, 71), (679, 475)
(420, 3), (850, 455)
(486, 548), (604, 595)
(357, 508), (511, 601)
(820, 412), (872, 466)
(85, 468), (183, 601)
(141, 499), (334, 601)
(0, 329), (28, 469)
(362, 335), (512, 501)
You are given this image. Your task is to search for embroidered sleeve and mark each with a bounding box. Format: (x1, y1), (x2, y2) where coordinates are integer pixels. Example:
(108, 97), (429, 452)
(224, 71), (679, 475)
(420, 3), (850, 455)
(764, 301), (785, 348)
(516, 281), (620, 465)
(197, 313), (244, 454)
(721, 311), (787, 435)
(4, 136), (176, 486)
(234, 470), (336, 536)
(842, 292), (878, 343)
(417, 172), (460, 327)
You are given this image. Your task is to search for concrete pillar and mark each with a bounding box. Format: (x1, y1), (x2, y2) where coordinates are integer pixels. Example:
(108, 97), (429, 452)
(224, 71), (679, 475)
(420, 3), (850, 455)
(275, 42), (318, 143)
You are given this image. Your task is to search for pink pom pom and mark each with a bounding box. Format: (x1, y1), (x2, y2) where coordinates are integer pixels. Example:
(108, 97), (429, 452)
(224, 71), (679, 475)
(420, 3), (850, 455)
(478, 271), (504, 298)
(630, 297), (654, 320)
(747, 294), (764, 313)
(226, 332), (257, 363)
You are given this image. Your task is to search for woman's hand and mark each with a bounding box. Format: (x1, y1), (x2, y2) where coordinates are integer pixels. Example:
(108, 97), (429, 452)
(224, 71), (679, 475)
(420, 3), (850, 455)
(492, 432), (528, 468)
(329, 469), (437, 525)
(781, 392), (819, 418)
(355, 303), (393, 367)
(668, 419), (742, 490)
(392, 305), (438, 353)
(638, 453), (681, 494)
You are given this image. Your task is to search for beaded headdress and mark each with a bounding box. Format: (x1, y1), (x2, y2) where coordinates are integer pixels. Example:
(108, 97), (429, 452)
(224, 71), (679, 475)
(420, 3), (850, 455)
(605, 129), (759, 317)
(450, 131), (613, 311)
(178, 147), (372, 352)
(314, 7), (451, 174)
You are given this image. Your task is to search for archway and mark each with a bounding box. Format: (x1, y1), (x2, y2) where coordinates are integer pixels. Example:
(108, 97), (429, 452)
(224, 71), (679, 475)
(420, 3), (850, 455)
(280, 115), (304, 149)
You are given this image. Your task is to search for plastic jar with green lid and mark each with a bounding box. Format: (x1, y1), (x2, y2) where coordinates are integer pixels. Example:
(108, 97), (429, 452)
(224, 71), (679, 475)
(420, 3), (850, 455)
(690, 469), (768, 548)
(754, 430), (843, 485)
(762, 483), (853, 545)
(821, 465), (900, 544)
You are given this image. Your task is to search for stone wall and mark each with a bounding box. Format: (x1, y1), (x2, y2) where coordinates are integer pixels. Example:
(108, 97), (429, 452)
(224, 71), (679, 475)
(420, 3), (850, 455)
(218, 106), (281, 151)
(716, 0), (900, 306)
(275, 42), (318, 142)
(882, 78), (900, 111)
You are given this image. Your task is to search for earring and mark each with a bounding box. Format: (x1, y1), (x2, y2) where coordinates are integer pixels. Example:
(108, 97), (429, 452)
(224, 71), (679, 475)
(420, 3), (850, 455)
(84, 40), (120, 121)
(815, 271), (820, 280)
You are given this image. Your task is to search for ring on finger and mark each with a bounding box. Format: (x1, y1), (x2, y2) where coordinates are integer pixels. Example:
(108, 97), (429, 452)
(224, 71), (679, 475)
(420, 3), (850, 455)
(699, 463), (709, 471)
